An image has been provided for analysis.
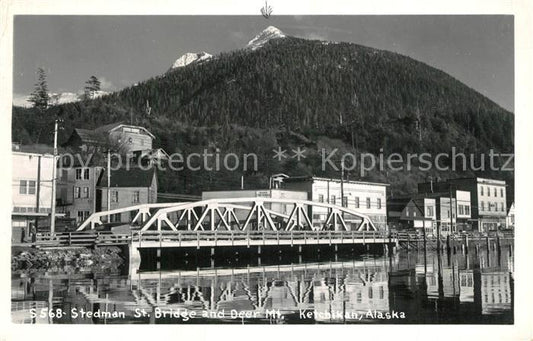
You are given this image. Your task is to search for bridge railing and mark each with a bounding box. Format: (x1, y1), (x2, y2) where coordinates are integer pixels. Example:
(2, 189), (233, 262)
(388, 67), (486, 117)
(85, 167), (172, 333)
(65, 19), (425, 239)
(130, 230), (393, 246)
(395, 230), (514, 241)
(34, 231), (131, 247)
(30, 230), (394, 247)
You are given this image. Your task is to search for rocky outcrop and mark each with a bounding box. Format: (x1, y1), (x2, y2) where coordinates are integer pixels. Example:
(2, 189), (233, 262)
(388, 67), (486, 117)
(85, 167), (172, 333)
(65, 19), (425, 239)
(11, 246), (124, 271)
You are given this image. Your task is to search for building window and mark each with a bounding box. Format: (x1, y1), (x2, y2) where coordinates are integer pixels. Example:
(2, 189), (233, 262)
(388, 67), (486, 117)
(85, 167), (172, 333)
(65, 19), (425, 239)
(77, 211), (84, 223)
(366, 197), (371, 209)
(318, 194), (324, 203)
(342, 196), (348, 207)
(500, 188), (504, 197)
(76, 211), (90, 223)
(354, 197), (359, 208)
(426, 206), (434, 216)
(28, 181), (36, 194)
(480, 201), (484, 211)
(74, 186), (81, 199)
(75, 169), (82, 180)
(458, 205), (464, 215)
(331, 195), (336, 205)
(19, 180), (27, 194)
(111, 191), (119, 203)
(110, 213), (121, 222)
(133, 191), (140, 203)
(488, 202), (491, 211)
(413, 211), (417, 217)
(82, 187), (89, 198)
(501, 202), (504, 212)
(480, 186), (484, 196)
(465, 206), (470, 215)
(494, 188), (497, 197)
(487, 187), (491, 196)
(83, 168), (90, 180)
(377, 198), (382, 209)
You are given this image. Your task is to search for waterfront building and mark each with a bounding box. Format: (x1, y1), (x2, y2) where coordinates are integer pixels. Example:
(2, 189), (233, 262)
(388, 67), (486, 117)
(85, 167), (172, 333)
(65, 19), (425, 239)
(387, 196), (436, 235)
(56, 156), (104, 225)
(506, 202), (515, 230)
(201, 189), (308, 228)
(97, 168), (158, 223)
(282, 176), (389, 230)
(11, 147), (55, 242)
(418, 178), (506, 231)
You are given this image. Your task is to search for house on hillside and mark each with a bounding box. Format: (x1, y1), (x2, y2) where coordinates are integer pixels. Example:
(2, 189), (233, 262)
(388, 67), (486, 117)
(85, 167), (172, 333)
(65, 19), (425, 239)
(63, 122), (155, 155)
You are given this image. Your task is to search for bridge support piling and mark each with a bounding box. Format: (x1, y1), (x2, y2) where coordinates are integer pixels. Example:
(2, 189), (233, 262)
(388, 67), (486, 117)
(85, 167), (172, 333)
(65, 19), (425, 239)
(127, 243), (141, 277)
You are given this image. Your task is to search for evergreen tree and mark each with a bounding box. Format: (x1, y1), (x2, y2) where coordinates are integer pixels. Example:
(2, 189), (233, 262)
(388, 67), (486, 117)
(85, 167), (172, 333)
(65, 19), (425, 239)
(84, 75), (101, 99)
(28, 67), (50, 111)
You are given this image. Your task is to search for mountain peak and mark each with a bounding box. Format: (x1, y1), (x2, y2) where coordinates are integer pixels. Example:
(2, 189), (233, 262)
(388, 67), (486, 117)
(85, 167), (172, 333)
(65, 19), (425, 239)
(170, 51), (212, 70)
(246, 26), (286, 50)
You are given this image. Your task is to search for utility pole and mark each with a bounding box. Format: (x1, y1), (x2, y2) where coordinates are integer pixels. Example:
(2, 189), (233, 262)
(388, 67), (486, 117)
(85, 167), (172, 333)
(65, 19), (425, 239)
(34, 155), (41, 230)
(340, 159), (345, 220)
(449, 185), (454, 233)
(107, 149), (111, 213)
(50, 120), (59, 234)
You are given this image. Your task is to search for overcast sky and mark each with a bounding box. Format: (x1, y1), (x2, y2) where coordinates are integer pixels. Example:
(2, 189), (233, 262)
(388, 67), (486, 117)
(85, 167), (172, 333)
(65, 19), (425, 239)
(13, 15), (514, 111)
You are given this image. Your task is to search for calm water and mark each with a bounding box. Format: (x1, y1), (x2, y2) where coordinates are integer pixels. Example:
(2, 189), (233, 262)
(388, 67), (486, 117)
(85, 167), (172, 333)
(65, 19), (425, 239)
(12, 247), (513, 324)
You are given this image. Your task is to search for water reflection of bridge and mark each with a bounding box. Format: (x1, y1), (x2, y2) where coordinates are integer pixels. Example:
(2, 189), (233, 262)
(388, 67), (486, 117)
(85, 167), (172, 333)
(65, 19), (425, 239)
(12, 259), (394, 323)
(11, 247), (514, 324)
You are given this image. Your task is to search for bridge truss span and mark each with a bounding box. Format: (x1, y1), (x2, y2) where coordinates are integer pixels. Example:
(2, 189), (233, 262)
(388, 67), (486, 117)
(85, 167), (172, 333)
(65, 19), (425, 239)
(139, 197), (378, 232)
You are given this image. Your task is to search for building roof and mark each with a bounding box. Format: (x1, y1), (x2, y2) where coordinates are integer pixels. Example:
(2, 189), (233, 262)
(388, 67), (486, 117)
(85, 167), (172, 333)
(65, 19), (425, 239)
(284, 175), (389, 187)
(97, 168), (156, 188)
(387, 197), (412, 212)
(73, 128), (108, 145)
(66, 122), (156, 148)
(12, 143), (57, 155)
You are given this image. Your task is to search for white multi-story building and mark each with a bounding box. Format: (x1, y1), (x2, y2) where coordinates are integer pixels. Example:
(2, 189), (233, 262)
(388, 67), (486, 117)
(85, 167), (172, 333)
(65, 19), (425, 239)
(11, 149), (55, 242)
(282, 176), (389, 230)
(201, 189), (308, 227)
(419, 178), (497, 231)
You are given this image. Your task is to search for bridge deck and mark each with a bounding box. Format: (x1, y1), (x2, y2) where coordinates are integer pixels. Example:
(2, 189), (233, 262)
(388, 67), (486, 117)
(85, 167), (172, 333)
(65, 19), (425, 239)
(30, 230), (513, 249)
(33, 230), (395, 248)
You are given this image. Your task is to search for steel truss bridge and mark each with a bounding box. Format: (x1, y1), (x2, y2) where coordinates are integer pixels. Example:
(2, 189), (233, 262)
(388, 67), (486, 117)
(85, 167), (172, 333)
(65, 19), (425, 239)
(76, 198), (379, 232)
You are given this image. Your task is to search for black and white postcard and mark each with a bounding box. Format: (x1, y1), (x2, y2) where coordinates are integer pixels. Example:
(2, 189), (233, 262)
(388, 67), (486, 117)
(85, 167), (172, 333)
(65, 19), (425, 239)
(1, 1), (531, 340)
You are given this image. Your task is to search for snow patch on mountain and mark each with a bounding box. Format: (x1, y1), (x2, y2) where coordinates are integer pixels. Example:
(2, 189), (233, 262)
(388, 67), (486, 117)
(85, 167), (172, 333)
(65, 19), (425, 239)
(49, 92), (80, 105)
(170, 51), (212, 69)
(13, 90), (110, 108)
(246, 26), (286, 50)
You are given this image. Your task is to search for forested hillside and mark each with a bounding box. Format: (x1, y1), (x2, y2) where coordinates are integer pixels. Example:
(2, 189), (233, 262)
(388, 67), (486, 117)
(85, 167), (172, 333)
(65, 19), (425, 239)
(12, 35), (514, 195)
